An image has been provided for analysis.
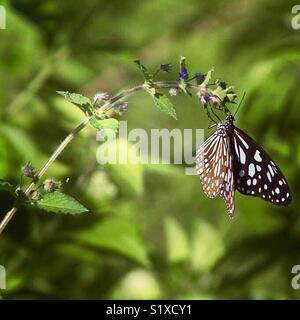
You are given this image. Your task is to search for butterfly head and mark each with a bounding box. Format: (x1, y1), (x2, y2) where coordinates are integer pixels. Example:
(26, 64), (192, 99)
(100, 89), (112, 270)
(225, 115), (235, 124)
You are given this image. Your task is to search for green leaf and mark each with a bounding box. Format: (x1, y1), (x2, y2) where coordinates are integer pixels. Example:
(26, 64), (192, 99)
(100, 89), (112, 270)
(201, 67), (214, 87)
(190, 219), (224, 271)
(134, 61), (177, 119)
(165, 216), (189, 263)
(133, 60), (153, 81)
(0, 124), (38, 160)
(89, 117), (119, 133)
(74, 217), (150, 267)
(212, 85), (227, 101)
(0, 135), (9, 177)
(104, 139), (144, 196)
(111, 269), (161, 299)
(0, 124), (70, 178)
(152, 93), (177, 119)
(36, 191), (88, 214)
(56, 91), (92, 113)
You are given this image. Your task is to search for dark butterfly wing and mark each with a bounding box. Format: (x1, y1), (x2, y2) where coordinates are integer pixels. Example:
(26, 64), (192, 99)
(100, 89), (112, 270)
(196, 130), (235, 217)
(231, 126), (291, 206)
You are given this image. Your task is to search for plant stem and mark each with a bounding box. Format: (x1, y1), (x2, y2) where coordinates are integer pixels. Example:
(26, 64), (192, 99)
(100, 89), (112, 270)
(0, 81), (198, 234)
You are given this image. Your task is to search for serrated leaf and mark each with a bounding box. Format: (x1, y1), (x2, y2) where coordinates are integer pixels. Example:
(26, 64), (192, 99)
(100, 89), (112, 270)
(134, 60), (153, 81)
(90, 117), (119, 133)
(36, 191), (88, 214)
(56, 91), (92, 113)
(152, 93), (177, 119)
(212, 86), (227, 101)
(74, 217), (150, 267)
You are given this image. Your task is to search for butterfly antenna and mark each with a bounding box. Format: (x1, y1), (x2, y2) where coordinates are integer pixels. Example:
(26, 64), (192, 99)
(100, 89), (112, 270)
(234, 92), (246, 117)
(208, 122), (217, 129)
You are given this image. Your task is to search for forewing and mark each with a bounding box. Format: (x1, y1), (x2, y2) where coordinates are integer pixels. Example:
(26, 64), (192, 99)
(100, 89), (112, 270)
(232, 127), (291, 206)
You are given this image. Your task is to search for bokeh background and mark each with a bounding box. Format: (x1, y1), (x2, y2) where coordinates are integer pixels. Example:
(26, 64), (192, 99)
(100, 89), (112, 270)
(1, 0), (300, 299)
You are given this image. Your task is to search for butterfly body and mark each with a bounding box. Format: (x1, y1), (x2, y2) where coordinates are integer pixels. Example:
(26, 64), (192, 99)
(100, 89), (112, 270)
(196, 115), (291, 218)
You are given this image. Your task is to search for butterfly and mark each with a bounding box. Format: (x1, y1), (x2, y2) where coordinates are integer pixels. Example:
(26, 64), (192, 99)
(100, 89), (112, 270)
(195, 115), (291, 218)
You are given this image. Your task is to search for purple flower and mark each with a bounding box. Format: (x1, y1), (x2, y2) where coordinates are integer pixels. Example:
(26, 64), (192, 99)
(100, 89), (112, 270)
(200, 94), (213, 105)
(179, 69), (189, 80)
(198, 89), (215, 106)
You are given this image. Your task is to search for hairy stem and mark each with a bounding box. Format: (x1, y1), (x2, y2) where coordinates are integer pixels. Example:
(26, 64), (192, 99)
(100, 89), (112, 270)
(0, 81), (198, 234)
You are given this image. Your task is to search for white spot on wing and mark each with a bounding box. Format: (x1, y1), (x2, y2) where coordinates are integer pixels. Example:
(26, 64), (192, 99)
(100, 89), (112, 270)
(239, 147), (246, 164)
(254, 150), (262, 162)
(248, 163), (255, 177)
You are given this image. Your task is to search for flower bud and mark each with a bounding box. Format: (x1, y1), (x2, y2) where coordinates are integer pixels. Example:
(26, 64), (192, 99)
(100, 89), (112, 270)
(113, 102), (128, 114)
(195, 73), (205, 84)
(22, 162), (36, 178)
(93, 92), (110, 104)
(31, 190), (43, 201)
(169, 88), (179, 96)
(160, 63), (172, 72)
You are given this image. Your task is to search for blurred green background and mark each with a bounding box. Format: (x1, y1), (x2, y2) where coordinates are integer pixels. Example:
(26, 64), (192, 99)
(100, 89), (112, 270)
(1, 0), (300, 299)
